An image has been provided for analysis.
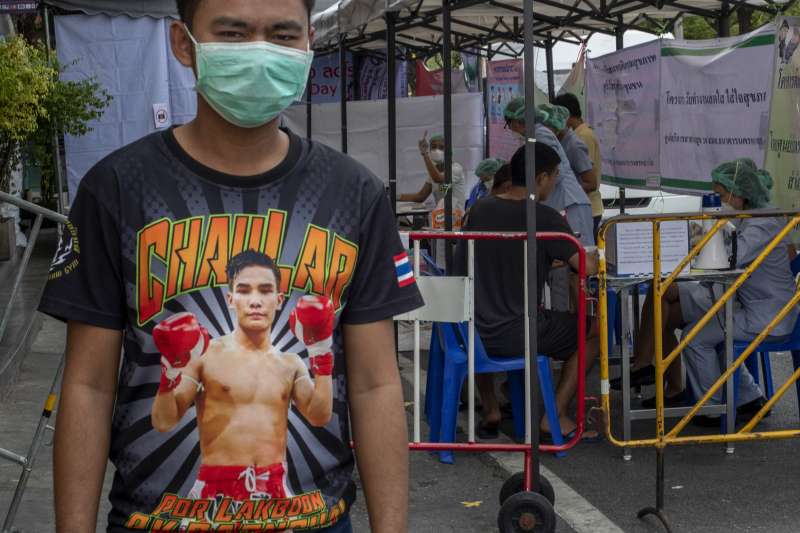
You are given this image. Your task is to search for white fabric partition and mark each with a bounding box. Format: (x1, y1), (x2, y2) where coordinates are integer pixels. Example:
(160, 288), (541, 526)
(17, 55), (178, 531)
(587, 25), (775, 194)
(55, 12), (485, 203)
(55, 14), (197, 202)
(283, 93), (486, 198)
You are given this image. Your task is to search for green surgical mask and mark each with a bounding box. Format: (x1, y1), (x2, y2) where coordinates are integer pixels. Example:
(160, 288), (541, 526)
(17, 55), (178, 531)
(186, 27), (314, 128)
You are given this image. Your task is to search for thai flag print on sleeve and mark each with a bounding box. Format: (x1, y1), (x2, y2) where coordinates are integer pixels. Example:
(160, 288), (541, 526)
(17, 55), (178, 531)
(394, 252), (416, 288)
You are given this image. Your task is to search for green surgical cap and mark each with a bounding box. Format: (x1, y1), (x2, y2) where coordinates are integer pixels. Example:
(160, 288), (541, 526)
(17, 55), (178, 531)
(429, 133), (444, 143)
(504, 97), (526, 120)
(711, 158), (773, 209)
(537, 103), (569, 132)
(475, 158), (506, 178)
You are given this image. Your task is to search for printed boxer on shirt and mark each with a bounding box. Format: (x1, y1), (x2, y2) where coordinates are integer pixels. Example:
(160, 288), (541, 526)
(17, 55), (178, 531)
(150, 250), (334, 507)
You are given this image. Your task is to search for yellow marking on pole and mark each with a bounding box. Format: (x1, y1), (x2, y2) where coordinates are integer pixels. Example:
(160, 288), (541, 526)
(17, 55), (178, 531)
(44, 394), (57, 413)
(652, 221), (665, 441)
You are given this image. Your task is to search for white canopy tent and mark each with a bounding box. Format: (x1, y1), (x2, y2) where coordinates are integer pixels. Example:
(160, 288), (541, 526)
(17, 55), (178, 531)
(44, 0), (339, 18)
(311, 0), (792, 54)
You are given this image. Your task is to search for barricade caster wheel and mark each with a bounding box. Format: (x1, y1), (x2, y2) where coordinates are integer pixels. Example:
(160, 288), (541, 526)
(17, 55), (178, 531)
(500, 472), (554, 506)
(497, 492), (556, 533)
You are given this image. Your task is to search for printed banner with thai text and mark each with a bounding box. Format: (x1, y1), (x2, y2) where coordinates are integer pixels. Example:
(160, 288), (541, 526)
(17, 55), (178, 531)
(586, 41), (661, 189)
(659, 25), (775, 193)
(765, 17), (800, 212)
(587, 26), (775, 193)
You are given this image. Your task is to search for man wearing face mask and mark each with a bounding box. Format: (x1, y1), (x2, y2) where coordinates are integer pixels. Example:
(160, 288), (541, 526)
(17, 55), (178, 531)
(37, 1), (423, 532)
(399, 132), (467, 211)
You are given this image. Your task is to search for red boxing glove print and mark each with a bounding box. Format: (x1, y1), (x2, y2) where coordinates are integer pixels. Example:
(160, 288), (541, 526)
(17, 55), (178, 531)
(153, 312), (209, 393)
(289, 295), (335, 377)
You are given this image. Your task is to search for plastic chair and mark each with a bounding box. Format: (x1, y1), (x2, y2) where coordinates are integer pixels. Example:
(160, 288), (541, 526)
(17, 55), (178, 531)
(424, 321), (565, 464)
(722, 255), (800, 429)
(592, 277), (650, 359)
(606, 288), (621, 356)
(722, 315), (800, 429)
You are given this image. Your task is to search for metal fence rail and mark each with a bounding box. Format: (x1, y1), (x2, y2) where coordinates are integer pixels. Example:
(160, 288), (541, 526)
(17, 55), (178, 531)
(0, 191), (66, 533)
(597, 209), (800, 532)
(401, 230), (588, 532)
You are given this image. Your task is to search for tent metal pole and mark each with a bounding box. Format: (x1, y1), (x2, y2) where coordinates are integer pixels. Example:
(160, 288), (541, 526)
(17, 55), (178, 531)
(718, 1), (731, 37)
(387, 11), (401, 371)
(306, 72), (313, 141)
(44, 6), (65, 214)
(340, 38), (348, 153)
(483, 62), (490, 159)
(615, 18), (624, 50)
(387, 12), (398, 213)
(615, 20), (626, 214)
(545, 34), (555, 100)
(522, 0), (541, 494)
(443, 0), (454, 272)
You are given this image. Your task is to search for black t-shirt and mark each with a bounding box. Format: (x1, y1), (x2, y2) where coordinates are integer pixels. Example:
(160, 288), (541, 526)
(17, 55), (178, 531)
(457, 196), (577, 355)
(39, 127), (423, 532)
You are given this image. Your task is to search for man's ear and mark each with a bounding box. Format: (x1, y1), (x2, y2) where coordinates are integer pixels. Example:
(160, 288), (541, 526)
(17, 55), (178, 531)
(226, 290), (233, 308)
(170, 21), (195, 71)
(308, 25), (316, 49)
(277, 293), (285, 311)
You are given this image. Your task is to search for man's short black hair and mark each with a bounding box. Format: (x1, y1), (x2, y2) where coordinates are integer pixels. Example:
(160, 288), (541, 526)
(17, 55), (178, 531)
(176, 0), (316, 28)
(510, 143), (561, 187)
(491, 163), (512, 191)
(553, 93), (582, 119)
(227, 250), (282, 288)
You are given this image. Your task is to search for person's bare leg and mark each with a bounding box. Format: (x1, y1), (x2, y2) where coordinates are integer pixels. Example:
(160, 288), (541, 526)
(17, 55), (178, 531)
(633, 286), (658, 370)
(476, 374), (500, 426)
(637, 286), (684, 396)
(633, 284), (681, 371)
(541, 321), (600, 435)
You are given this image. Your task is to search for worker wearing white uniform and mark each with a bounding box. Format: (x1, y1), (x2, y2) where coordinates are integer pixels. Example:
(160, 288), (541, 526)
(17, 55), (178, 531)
(503, 97), (594, 246)
(400, 132), (466, 210)
(620, 159), (797, 426)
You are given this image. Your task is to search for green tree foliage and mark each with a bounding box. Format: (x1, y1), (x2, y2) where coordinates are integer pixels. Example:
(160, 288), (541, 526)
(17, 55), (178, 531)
(30, 60), (112, 203)
(0, 37), (53, 191)
(682, 3), (800, 40)
(0, 36), (111, 202)
(682, 16), (717, 40)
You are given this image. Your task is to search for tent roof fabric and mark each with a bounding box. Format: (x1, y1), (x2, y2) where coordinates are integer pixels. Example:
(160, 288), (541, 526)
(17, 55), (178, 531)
(43, 0), (791, 55)
(311, 0), (792, 53)
(43, 0), (338, 19)
(44, 0), (178, 18)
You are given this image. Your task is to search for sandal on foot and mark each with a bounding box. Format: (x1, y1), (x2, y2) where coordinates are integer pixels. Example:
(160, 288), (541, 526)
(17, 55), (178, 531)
(540, 428), (603, 445)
